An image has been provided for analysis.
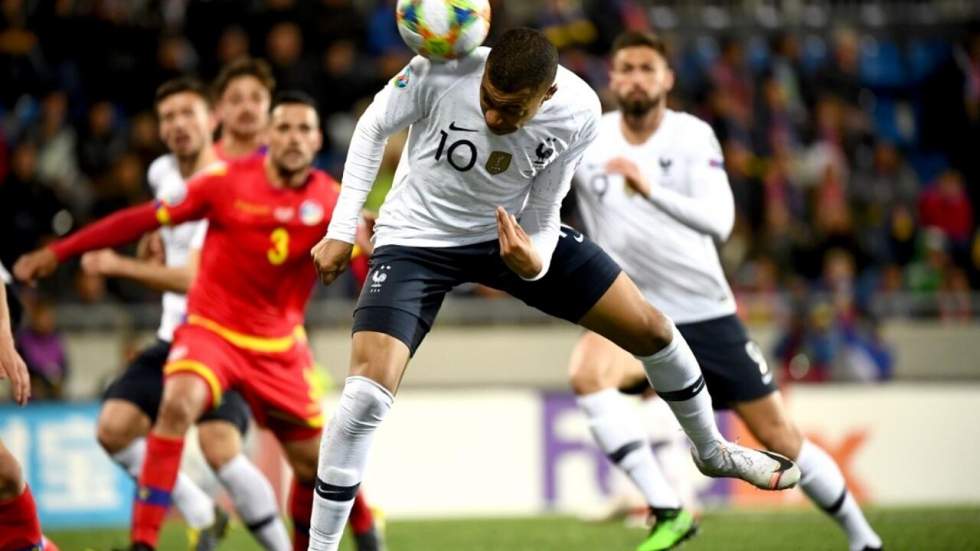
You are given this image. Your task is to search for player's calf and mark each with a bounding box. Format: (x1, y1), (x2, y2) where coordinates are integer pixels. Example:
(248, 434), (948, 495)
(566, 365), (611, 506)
(197, 420), (241, 471)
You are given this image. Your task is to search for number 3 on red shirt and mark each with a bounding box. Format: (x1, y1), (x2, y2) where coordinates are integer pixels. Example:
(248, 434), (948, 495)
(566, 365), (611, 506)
(267, 227), (290, 265)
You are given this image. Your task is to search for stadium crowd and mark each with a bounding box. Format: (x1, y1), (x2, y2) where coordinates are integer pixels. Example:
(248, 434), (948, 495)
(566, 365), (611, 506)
(2, 1), (979, 388)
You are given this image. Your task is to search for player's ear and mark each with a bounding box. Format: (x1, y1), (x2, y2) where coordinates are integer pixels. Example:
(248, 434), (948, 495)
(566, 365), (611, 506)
(665, 68), (676, 94)
(542, 84), (558, 104)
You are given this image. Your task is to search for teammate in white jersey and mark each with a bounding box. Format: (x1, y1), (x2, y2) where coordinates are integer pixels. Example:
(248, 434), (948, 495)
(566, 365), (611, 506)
(569, 31), (883, 551)
(80, 77), (295, 551)
(308, 28), (799, 550)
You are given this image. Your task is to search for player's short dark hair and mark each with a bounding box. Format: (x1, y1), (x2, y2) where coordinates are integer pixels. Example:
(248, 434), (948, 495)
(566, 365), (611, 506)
(270, 90), (320, 125)
(155, 77), (211, 108)
(271, 90), (318, 112)
(611, 31), (669, 63)
(212, 57), (276, 99)
(486, 28), (558, 94)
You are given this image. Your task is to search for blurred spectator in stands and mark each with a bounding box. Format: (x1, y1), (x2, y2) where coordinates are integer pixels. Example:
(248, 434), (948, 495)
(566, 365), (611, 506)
(0, 141), (61, 266)
(16, 297), (68, 400)
(214, 25), (251, 72)
(23, 88), (84, 211)
(768, 32), (807, 123)
(850, 141), (920, 262)
(317, 40), (377, 118)
(90, 152), (145, 219)
(907, 228), (952, 294)
(77, 100), (127, 188)
(266, 21), (317, 93)
(312, 0), (366, 52)
(816, 27), (863, 107)
(128, 111), (163, 169)
(709, 36), (753, 141)
(725, 139), (766, 235)
(919, 169), (974, 265)
(0, 0), (48, 106)
(939, 268), (973, 322)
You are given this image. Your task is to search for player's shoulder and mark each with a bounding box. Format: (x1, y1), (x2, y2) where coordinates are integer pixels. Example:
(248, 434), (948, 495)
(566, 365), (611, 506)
(667, 110), (716, 140)
(548, 66), (602, 132)
(308, 169), (341, 196)
(147, 154), (179, 189)
(395, 49), (486, 91)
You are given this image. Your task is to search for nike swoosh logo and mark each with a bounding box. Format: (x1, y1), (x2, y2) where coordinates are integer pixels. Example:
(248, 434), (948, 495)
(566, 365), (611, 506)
(449, 121), (478, 132)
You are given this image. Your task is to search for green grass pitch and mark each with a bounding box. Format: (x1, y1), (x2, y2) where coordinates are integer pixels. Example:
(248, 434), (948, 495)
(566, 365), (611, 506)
(46, 506), (980, 550)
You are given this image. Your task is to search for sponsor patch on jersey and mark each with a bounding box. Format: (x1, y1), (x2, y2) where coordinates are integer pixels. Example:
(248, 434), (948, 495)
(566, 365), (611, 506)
(392, 66), (412, 89)
(485, 151), (512, 175)
(274, 207), (295, 222)
(299, 200), (324, 225)
(709, 159), (723, 169)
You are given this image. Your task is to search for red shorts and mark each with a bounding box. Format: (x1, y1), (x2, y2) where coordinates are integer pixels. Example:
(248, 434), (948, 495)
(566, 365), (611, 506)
(163, 315), (324, 441)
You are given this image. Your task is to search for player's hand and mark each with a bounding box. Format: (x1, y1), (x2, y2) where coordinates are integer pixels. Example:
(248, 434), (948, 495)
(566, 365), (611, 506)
(13, 247), (58, 285)
(136, 231), (165, 265)
(81, 249), (122, 277)
(311, 237), (354, 286)
(496, 206), (542, 279)
(0, 334), (30, 406)
(606, 157), (651, 198)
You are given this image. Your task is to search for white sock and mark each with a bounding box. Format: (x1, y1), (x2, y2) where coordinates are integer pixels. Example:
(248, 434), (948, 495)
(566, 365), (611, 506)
(578, 389), (681, 510)
(309, 376), (393, 551)
(217, 454), (291, 551)
(636, 323), (723, 459)
(796, 440), (882, 550)
(110, 437), (215, 529)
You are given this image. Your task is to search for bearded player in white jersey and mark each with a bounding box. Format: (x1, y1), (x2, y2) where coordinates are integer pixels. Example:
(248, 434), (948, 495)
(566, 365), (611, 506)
(308, 28), (801, 550)
(80, 76), (296, 551)
(570, 31), (884, 551)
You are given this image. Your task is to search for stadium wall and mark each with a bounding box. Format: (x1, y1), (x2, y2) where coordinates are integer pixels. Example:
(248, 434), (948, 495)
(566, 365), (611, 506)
(3, 384), (979, 529)
(50, 322), (980, 400)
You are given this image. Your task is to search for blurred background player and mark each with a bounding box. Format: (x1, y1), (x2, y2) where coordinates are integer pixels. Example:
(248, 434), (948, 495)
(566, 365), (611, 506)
(14, 93), (383, 551)
(0, 265), (58, 551)
(570, 31), (883, 551)
(309, 27), (799, 551)
(81, 76), (292, 551)
(211, 58), (275, 161)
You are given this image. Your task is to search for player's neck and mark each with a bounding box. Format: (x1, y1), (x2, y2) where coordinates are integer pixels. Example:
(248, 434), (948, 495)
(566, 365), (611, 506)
(264, 157), (311, 189)
(219, 134), (262, 159)
(620, 104), (666, 145)
(177, 145), (219, 179)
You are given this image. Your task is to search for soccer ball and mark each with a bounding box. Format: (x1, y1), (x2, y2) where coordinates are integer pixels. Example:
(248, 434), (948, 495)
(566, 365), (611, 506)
(396, 0), (491, 62)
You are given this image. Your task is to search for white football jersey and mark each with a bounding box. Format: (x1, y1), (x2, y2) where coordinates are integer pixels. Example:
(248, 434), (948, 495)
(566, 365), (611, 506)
(147, 155), (208, 342)
(575, 110), (737, 324)
(0, 261), (10, 285)
(328, 47), (601, 279)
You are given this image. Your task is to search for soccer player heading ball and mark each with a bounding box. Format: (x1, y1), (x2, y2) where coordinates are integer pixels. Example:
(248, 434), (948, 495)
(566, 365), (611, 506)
(308, 27), (801, 550)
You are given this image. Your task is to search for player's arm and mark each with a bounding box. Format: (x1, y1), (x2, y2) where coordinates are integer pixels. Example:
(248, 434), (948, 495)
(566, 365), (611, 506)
(315, 58), (433, 285)
(505, 110), (600, 281)
(0, 283), (30, 405)
(81, 222), (205, 293)
(13, 174), (216, 284)
(610, 127), (735, 242)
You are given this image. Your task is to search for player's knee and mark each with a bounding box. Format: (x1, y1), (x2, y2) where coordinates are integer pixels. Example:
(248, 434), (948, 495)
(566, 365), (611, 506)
(96, 417), (135, 455)
(629, 307), (673, 357)
(0, 452), (24, 499)
(157, 394), (202, 433)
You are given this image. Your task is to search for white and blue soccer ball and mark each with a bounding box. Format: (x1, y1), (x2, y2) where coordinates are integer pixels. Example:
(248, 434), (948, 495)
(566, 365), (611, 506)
(396, 0), (491, 62)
